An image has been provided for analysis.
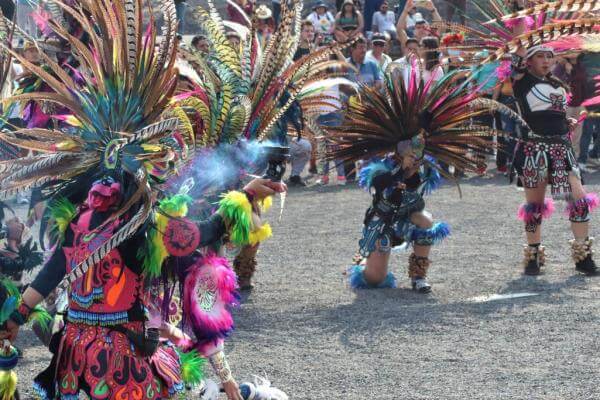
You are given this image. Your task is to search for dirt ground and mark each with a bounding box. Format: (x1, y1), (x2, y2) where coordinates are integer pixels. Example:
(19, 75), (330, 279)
(14, 170), (600, 399)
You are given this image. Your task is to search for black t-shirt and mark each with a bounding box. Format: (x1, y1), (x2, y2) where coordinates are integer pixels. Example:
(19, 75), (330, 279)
(512, 72), (569, 137)
(293, 46), (311, 61)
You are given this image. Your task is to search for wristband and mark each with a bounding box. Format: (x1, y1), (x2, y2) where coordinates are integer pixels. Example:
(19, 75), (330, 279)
(243, 189), (256, 204)
(9, 303), (31, 326)
(511, 54), (526, 73)
(209, 350), (233, 383)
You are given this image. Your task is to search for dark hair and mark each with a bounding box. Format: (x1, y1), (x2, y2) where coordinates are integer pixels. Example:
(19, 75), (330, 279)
(421, 36), (440, 71)
(340, 1), (359, 18)
(405, 38), (419, 46)
(352, 36), (367, 47)
(191, 35), (207, 47)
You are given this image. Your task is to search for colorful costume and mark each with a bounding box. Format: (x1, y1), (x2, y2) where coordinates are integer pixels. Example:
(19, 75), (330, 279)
(324, 61), (499, 292)
(437, 0), (600, 275)
(351, 156), (449, 291)
(0, 0), (269, 398)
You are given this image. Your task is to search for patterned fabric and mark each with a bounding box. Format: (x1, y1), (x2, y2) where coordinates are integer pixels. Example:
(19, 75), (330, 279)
(64, 210), (141, 316)
(358, 191), (425, 257)
(36, 322), (182, 400)
(514, 136), (579, 199)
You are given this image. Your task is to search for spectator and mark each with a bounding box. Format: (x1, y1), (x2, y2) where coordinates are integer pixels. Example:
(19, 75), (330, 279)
(347, 36), (383, 88)
(393, 37), (420, 68)
(191, 35), (209, 55)
(226, 31), (242, 51)
(255, 5), (275, 48)
(371, 1), (397, 40)
(579, 106), (600, 168)
(227, 0), (254, 26)
(334, 0), (364, 44)
(345, 36), (382, 181)
(362, 0), (382, 33)
(272, 0), (281, 25)
(492, 65), (519, 175)
(421, 36), (443, 83)
(174, 0), (186, 35)
(316, 54), (346, 185)
(306, 2), (335, 44)
(565, 54), (587, 160)
(366, 33), (392, 71)
(444, 0), (466, 25)
(293, 20), (316, 61)
(397, 0), (441, 54)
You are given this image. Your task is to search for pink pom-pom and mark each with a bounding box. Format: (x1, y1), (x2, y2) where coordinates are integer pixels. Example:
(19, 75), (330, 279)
(518, 198), (554, 223)
(541, 198), (555, 218)
(585, 193), (600, 212)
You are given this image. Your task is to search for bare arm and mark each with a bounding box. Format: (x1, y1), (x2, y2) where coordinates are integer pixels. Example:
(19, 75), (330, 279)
(397, 0), (413, 32)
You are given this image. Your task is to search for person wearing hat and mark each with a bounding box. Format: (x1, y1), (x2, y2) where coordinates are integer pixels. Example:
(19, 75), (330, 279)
(307, 1), (335, 43)
(371, 1), (397, 40)
(254, 4), (274, 49)
(366, 33), (391, 71)
(511, 44), (599, 277)
(334, 0), (364, 43)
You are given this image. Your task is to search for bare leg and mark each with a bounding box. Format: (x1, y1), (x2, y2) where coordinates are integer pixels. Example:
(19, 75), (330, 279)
(364, 242), (391, 285)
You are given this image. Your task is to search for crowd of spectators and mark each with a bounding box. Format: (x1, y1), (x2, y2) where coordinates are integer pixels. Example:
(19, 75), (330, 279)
(3, 0), (600, 188)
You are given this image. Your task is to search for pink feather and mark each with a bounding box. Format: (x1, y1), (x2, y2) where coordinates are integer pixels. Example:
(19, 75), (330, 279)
(496, 61), (512, 81)
(518, 198), (554, 223)
(30, 7), (53, 36)
(184, 255), (239, 342)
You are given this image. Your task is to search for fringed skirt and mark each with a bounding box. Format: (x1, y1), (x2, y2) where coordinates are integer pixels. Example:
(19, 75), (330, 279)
(513, 135), (580, 199)
(33, 322), (183, 400)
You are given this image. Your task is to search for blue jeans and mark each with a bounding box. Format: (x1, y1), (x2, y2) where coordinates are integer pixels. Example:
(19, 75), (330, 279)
(318, 113), (345, 177)
(175, 1), (186, 34)
(272, 1), (281, 25)
(579, 117), (600, 163)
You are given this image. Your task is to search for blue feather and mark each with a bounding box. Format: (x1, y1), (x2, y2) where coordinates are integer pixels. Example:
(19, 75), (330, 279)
(347, 265), (397, 289)
(410, 222), (451, 245)
(358, 158), (394, 191)
(0, 296), (18, 325)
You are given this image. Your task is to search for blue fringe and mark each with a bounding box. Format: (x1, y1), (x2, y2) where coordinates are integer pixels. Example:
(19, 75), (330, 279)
(358, 158), (394, 191)
(347, 265), (397, 289)
(410, 222), (451, 245)
(420, 165), (443, 195)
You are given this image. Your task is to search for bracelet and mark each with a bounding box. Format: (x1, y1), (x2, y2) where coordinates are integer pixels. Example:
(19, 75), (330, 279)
(9, 303), (31, 326)
(209, 351), (233, 383)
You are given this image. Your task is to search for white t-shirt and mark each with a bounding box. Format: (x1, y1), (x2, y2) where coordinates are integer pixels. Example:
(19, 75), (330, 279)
(406, 12), (424, 29)
(372, 11), (396, 34)
(307, 11), (335, 34)
(366, 50), (392, 71)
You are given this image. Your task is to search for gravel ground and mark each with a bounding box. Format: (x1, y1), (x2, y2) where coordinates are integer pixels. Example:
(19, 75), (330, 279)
(13, 170), (600, 399)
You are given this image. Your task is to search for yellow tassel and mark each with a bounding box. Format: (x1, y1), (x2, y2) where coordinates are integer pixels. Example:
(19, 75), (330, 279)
(0, 371), (17, 400)
(249, 223), (272, 246)
(259, 196), (273, 212)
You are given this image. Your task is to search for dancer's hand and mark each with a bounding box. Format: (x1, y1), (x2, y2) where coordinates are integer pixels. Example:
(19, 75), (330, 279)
(223, 380), (243, 400)
(244, 178), (287, 201)
(0, 320), (19, 342)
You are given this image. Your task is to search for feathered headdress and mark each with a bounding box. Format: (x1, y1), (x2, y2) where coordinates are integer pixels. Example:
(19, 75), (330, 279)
(325, 61), (510, 174)
(0, 0), (192, 290)
(177, 0), (353, 146)
(433, 0), (600, 62)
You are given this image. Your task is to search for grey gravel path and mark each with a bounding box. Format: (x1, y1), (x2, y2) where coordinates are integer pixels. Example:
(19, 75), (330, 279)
(14, 171), (600, 399)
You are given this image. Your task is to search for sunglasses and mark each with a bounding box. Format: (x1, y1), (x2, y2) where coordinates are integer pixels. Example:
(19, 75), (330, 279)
(373, 41), (385, 46)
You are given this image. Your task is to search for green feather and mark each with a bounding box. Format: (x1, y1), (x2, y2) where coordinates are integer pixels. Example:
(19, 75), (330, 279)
(217, 191), (252, 246)
(47, 197), (77, 244)
(177, 349), (206, 387)
(29, 305), (53, 333)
